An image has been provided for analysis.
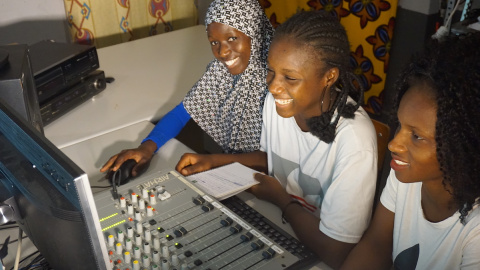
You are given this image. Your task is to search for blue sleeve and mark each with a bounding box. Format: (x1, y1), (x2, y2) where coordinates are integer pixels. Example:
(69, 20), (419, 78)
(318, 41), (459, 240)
(142, 102), (191, 153)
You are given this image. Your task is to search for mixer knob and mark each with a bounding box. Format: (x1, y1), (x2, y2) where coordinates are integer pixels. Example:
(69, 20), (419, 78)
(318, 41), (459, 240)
(127, 204), (134, 215)
(201, 203), (214, 212)
(193, 259), (203, 266)
(142, 255), (150, 267)
(138, 199), (145, 210)
(251, 240), (265, 250)
(131, 193), (138, 203)
(192, 195), (206, 205)
(124, 251), (131, 263)
(107, 234), (115, 246)
(134, 210), (142, 221)
(146, 206), (154, 217)
(262, 247), (276, 259)
(152, 250), (160, 262)
(142, 188), (149, 199)
(240, 232), (254, 242)
(117, 230), (124, 242)
(230, 224), (243, 234)
(162, 191), (171, 200)
(119, 196), (126, 208)
(173, 229), (182, 237)
(171, 254), (180, 267)
(192, 197), (202, 205)
(158, 194), (166, 201)
(162, 245), (169, 258)
(161, 258), (170, 269)
(220, 217), (234, 227)
(127, 226), (134, 237)
(144, 229), (152, 241)
(135, 234), (142, 246)
(150, 194), (157, 205)
(143, 242), (151, 253)
(115, 242), (123, 255)
(132, 260), (140, 270)
(153, 237), (161, 250)
(136, 222), (143, 233)
(133, 246), (141, 259)
(125, 238), (132, 250)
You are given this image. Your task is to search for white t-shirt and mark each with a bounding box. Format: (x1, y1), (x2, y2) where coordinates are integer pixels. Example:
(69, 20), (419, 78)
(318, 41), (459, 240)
(260, 93), (377, 244)
(381, 169), (480, 269)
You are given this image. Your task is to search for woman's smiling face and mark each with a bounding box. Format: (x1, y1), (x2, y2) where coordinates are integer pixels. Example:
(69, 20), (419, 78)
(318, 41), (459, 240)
(389, 82), (443, 184)
(207, 22), (251, 75)
(266, 37), (337, 130)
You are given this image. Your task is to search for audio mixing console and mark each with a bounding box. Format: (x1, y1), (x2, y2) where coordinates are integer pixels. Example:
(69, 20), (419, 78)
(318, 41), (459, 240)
(94, 169), (314, 270)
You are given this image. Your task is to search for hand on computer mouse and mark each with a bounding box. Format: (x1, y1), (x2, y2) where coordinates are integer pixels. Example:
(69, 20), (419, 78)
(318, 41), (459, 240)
(108, 159), (137, 185)
(100, 141), (157, 179)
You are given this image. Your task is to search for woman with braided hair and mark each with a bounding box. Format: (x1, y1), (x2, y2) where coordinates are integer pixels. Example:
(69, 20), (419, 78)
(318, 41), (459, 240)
(101, 0), (274, 176)
(176, 10), (378, 268)
(341, 32), (480, 269)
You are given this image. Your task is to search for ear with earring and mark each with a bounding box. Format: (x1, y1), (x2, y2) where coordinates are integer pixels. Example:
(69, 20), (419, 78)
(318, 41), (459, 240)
(307, 83), (336, 143)
(305, 68), (340, 143)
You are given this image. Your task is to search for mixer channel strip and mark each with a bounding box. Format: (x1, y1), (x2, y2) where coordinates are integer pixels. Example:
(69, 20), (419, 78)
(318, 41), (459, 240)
(94, 169), (311, 270)
(221, 196), (318, 270)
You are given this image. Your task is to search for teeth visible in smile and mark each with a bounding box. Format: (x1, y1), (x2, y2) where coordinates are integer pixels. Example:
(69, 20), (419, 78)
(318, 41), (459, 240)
(225, 58), (238, 67)
(275, 99), (293, 105)
(394, 159), (408, 166)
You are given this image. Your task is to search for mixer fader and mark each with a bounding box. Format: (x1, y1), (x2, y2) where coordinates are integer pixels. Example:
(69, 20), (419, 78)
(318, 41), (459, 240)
(94, 169), (306, 270)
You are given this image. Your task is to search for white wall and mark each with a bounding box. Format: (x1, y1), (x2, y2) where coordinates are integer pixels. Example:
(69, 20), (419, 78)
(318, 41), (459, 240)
(0, 0), (69, 44)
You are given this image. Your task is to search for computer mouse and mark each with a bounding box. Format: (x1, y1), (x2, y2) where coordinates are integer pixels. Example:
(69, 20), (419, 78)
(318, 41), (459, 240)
(109, 159), (137, 186)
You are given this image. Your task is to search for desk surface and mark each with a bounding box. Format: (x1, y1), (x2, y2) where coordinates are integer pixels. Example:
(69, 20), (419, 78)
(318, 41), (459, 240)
(44, 25), (212, 149)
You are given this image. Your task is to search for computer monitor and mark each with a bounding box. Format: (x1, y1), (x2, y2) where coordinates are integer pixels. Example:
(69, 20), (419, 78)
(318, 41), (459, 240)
(0, 99), (109, 269)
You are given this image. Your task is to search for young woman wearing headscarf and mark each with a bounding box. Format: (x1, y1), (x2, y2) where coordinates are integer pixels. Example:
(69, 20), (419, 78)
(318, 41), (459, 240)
(101, 0), (274, 176)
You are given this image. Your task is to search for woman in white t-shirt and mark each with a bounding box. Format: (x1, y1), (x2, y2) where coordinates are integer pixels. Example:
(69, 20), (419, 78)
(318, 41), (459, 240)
(341, 32), (480, 269)
(175, 11), (377, 269)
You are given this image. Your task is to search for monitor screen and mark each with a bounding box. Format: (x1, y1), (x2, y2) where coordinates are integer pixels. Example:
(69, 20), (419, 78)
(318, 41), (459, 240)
(0, 99), (109, 269)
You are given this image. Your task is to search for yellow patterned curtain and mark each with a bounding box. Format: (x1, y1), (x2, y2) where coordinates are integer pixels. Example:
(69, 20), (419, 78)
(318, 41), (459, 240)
(260, 0), (398, 115)
(63, 0), (198, 48)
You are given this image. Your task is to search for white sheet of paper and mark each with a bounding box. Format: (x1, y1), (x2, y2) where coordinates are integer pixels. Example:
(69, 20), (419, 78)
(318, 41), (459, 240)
(186, 162), (260, 200)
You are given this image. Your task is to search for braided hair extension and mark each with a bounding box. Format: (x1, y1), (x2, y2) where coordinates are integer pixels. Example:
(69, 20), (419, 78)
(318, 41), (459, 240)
(273, 10), (364, 143)
(392, 32), (480, 223)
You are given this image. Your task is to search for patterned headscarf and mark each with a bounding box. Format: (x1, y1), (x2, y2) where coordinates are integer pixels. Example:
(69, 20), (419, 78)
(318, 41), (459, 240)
(183, 0), (274, 153)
